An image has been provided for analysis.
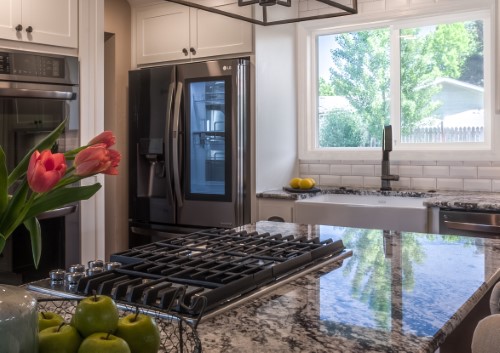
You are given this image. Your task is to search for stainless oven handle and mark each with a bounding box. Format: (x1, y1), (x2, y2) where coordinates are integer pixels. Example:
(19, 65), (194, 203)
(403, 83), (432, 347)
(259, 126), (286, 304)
(36, 205), (77, 220)
(443, 220), (500, 234)
(0, 87), (76, 100)
(172, 81), (183, 207)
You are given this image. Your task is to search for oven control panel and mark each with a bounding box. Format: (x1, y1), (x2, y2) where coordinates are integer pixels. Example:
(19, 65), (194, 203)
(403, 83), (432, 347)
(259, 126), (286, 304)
(0, 52), (65, 78)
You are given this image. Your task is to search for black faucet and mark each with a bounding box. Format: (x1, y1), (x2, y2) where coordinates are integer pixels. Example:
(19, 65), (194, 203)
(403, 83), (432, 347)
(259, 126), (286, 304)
(381, 125), (399, 191)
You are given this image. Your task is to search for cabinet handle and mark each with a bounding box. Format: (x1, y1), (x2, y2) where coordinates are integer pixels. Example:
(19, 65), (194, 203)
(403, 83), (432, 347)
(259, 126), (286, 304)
(182, 48), (188, 56)
(26, 26), (33, 33)
(15, 24), (22, 32)
(189, 47), (197, 55)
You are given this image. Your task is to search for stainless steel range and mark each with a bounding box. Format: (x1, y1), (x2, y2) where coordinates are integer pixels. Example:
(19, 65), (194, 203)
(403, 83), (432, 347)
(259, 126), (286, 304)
(28, 228), (351, 322)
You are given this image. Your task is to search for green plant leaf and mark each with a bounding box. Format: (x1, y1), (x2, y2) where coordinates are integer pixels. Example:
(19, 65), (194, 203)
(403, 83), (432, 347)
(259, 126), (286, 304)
(0, 147), (8, 215)
(0, 181), (29, 237)
(24, 217), (41, 269)
(0, 234), (5, 255)
(8, 118), (67, 186)
(25, 183), (102, 220)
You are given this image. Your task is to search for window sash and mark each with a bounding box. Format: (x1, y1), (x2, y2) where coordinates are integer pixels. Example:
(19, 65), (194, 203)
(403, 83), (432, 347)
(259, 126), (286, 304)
(300, 6), (496, 161)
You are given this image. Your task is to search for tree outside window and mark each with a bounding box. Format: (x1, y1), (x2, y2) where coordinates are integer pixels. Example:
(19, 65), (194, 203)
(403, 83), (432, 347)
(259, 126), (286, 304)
(317, 19), (484, 149)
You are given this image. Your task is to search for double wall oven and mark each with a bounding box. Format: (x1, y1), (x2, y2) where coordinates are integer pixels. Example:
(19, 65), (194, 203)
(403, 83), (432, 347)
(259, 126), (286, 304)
(0, 49), (80, 284)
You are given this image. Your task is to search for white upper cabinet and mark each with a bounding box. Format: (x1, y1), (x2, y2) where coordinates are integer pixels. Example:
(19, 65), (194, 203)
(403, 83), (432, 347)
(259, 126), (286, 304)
(135, 2), (253, 65)
(0, 0), (78, 48)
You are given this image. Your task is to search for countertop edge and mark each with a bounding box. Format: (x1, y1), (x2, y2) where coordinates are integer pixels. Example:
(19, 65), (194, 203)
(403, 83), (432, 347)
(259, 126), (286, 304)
(431, 268), (500, 352)
(257, 187), (500, 212)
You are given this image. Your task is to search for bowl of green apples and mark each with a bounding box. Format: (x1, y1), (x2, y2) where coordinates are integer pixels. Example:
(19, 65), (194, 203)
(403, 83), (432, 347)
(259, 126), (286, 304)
(37, 295), (201, 353)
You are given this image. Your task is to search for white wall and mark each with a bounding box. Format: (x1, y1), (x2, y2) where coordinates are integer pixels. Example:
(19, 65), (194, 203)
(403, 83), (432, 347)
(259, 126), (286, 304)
(255, 24), (298, 192)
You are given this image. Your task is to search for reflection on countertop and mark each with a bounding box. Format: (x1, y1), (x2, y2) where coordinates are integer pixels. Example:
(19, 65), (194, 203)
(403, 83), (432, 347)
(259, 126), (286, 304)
(257, 186), (500, 212)
(197, 221), (500, 353)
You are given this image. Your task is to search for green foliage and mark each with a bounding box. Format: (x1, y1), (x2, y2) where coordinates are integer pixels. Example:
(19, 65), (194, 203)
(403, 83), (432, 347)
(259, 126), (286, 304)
(318, 77), (335, 96)
(320, 20), (482, 146)
(329, 29), (391, 145)
(319, 109), (366, 147)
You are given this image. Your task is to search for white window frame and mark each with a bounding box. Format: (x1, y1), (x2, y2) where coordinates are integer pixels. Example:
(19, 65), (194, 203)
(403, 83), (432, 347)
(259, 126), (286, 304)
(297, 1), (498, 162)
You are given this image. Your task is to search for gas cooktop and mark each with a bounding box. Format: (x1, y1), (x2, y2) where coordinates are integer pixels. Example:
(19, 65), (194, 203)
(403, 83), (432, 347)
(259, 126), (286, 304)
(28, 228), (352, 322)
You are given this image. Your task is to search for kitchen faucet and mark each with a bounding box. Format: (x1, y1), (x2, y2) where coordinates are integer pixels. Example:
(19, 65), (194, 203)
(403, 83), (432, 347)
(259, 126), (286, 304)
(381, 125), (399, 191)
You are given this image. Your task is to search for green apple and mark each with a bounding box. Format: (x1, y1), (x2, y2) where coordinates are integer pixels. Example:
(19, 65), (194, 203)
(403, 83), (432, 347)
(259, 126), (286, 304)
(115, 313), (161, 353)
(77, 332), (131, 353)
(71, 294), (119, 337)
(38, 311), (65, 332)
(39, 323), (82, 353)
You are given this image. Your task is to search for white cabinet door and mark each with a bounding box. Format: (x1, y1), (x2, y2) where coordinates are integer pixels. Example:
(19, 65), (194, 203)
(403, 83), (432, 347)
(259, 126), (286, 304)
(191, 4), (252, 59)
(136, 2), (253, 65)
(0, 0), (22, 41)
(0, 0), (77, 48)
(136, 3), (190, 65)
(21, 0), (78, 48)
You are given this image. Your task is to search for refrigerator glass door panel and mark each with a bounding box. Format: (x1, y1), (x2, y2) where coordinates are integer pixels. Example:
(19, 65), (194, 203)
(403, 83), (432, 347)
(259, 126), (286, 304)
(186, 77), (232, 202)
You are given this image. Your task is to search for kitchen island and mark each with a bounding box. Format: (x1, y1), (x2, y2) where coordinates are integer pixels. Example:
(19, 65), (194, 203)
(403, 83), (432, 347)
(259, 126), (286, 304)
(196, 221), (500, 353)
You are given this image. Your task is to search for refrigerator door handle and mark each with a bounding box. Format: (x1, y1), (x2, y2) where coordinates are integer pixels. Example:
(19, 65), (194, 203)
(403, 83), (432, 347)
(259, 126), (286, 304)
(172, 81), (183, 207)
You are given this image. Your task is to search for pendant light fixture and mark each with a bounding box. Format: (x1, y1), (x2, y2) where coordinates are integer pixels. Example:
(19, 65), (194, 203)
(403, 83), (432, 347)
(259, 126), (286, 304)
(165, 0), (358, 26)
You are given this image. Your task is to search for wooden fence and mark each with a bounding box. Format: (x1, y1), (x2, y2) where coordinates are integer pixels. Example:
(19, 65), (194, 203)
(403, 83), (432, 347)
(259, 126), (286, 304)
(401, 126), (484, 143)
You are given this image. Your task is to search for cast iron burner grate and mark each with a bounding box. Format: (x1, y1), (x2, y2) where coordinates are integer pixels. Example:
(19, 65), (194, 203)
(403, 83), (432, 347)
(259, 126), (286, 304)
(29, 228), (350, 321)
(108, 229), (346, 312)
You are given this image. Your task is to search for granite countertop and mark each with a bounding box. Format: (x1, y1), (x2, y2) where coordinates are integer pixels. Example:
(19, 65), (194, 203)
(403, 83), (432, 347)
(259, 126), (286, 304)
(257, 186), (500, 212)
(197, 221), (500, 353)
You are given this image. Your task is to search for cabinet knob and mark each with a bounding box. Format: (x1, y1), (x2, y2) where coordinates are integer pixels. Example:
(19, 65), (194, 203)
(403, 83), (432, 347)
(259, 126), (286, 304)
(26, 26), (33, 33)
(190, 47), (197, 55)
(182, 48), (188, 56)
(15, 24), (22, 32)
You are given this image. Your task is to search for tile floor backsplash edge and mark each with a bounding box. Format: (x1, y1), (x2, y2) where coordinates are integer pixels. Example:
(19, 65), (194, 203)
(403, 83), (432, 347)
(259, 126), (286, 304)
(299, 160), (500, 193)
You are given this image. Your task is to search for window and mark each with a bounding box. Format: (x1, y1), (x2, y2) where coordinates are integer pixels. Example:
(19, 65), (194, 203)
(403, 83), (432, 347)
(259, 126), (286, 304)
(300, 8), (495, 160)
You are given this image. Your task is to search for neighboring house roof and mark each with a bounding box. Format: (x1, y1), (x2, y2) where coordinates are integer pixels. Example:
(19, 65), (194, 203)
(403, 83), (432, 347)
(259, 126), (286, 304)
(424, 77), (484, 93)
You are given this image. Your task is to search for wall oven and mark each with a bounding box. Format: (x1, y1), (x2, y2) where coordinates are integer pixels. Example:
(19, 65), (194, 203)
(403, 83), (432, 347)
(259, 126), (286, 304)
(0, 49), (80, 284)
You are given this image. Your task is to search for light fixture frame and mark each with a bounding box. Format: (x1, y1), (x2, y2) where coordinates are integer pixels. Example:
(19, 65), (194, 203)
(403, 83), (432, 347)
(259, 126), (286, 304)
(164, 0), (358, 26)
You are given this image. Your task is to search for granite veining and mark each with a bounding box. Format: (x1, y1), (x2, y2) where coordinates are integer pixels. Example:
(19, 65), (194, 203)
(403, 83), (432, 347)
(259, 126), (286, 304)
(197, 221), (500, 353)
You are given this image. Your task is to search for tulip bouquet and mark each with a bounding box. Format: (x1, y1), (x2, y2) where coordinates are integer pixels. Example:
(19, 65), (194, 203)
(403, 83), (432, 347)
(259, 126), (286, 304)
(0, 119), (120, 267)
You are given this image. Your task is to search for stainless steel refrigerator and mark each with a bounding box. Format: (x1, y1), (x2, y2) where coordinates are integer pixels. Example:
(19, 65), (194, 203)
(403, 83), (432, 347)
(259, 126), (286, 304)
(128, 57), (251, 245)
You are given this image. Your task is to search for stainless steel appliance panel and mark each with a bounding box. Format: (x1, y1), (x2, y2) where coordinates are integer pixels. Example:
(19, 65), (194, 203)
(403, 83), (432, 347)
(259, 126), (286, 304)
(129, 66), (176, 226)
(439, 210), (500, 238)
(128, 57), (250, 244)
(176, 58), (250, 228)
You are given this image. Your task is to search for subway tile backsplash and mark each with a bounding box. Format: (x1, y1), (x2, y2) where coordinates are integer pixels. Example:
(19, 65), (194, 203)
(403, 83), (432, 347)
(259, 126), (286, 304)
(299, 160), (500, 192)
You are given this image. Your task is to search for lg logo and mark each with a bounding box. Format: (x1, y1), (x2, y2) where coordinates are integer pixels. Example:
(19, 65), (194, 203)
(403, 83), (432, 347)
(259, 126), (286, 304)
(223, 65), (232, 71)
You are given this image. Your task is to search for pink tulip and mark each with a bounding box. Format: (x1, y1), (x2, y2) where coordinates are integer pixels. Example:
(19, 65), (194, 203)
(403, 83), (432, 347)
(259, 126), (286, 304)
(74, 143), (121, 177)
(87, 131), (116, 148)
(27, 150), (67, 193)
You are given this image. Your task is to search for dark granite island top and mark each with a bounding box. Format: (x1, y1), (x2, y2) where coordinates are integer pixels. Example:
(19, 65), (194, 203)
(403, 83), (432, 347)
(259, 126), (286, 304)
(197, 221), (500, 353)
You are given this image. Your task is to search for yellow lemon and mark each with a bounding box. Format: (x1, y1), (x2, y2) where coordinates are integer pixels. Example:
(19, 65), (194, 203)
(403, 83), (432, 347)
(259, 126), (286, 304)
(305, 177), (316, 187)
(289, 178), (302, 189)
(299, 178), (314, 190)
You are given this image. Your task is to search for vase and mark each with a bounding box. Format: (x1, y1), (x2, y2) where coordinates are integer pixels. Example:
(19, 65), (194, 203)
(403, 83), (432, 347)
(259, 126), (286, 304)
(0, 284), (38, 353)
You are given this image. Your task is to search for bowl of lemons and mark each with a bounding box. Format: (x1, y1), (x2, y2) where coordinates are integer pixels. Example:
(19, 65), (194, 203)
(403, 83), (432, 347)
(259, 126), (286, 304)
(283, 177), (320, 193)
